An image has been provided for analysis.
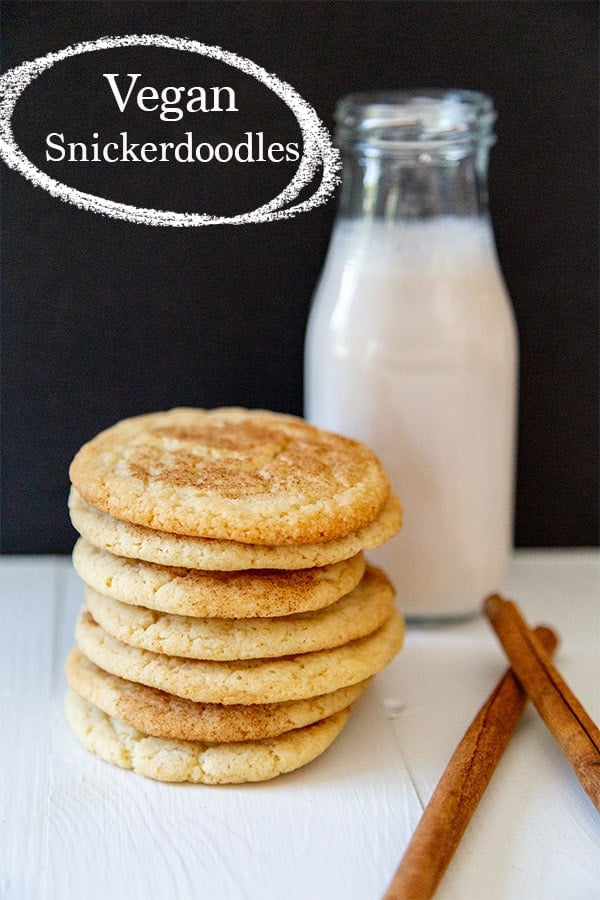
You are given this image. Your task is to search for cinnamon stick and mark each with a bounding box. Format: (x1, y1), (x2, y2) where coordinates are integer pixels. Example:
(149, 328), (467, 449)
(383, 624), (558, 900)
(484, 593), (600, 811)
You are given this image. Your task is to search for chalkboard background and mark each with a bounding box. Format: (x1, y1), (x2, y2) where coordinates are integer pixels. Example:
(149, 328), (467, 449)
(1, 1), (598, 553)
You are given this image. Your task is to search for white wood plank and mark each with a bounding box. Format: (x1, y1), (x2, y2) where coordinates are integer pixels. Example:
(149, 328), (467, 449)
(1, 558), (65, 899)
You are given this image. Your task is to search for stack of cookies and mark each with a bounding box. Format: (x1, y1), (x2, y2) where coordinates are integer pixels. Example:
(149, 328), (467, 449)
(65, 407), (404, 784)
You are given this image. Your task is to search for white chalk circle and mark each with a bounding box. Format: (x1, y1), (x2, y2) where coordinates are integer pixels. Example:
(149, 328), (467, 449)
(0, 34), (341, 226)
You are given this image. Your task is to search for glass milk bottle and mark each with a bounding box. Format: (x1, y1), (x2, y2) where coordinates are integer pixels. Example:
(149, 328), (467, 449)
(304, 90), (518, 621)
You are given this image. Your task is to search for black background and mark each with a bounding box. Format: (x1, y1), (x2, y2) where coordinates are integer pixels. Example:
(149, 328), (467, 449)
(1, 1), (598, 553)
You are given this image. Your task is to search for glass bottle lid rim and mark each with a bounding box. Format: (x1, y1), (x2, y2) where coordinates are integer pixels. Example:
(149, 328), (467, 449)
(335, 89), (496, 144)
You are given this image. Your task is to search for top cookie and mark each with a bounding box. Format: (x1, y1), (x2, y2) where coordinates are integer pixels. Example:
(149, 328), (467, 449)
(69, 408), (391, 545)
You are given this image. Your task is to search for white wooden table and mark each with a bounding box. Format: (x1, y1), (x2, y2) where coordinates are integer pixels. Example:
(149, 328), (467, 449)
(2, 550), (599, 900)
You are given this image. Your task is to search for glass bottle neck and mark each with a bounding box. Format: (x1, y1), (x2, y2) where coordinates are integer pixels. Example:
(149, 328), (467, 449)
(336, 147), (489, 221)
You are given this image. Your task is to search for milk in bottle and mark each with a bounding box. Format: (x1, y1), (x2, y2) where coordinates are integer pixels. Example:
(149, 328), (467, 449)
(304, 91), (518, 620)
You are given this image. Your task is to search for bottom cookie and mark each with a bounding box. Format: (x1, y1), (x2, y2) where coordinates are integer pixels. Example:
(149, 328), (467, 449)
(65, 690), (353, 784)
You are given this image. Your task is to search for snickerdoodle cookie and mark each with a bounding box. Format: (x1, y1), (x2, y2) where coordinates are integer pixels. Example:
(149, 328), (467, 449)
(66, 649), (370, 743)
(72, 537), (366, 618)
(68, 488), (402, 570)
(69, 407), (392, 545)
(65, 690), (352, 784)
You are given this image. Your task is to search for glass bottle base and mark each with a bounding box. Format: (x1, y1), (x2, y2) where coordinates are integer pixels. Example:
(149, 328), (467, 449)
(402, 608), (482, 627)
